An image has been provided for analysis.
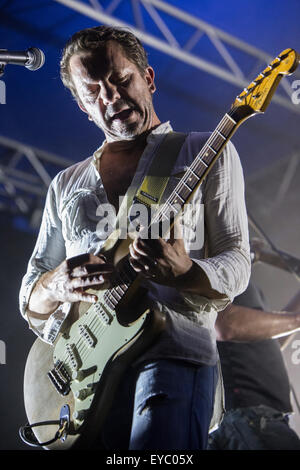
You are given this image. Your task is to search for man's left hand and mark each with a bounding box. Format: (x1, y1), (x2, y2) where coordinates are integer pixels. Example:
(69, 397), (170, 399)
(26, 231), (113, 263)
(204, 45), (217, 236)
(129, 236), (193, 288)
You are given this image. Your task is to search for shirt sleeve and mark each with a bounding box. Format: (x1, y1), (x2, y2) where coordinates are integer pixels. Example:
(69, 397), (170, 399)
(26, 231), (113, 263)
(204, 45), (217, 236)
(19, 175), (66, 337)
(185, 139), (251, 309)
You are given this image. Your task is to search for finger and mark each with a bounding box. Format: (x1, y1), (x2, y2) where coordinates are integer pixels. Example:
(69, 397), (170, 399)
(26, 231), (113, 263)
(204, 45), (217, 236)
(71, 263), (114, 277)
(132, 238), (162, 261)
(132, 237), (148, 256)
(140, 237), (164, 258)
(66, 253), (91, 272)
(129, 257), (150, 274)
(70, 289), (99, 304)
(166, 218), (184, 244)
(129, 242), (158, 271)
(70, 274), (106, 290)
(129, 241), (143, 260)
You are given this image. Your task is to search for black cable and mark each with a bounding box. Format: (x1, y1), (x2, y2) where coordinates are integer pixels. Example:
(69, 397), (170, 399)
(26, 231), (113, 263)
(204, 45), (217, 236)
(19, 420), (62, 447)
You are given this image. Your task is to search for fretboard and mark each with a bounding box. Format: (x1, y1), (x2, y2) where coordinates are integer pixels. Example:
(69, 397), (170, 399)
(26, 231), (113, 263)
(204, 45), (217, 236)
(152, 111), (237, 228)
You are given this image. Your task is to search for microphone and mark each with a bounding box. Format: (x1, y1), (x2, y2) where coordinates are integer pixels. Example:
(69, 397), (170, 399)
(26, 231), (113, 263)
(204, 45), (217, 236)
(250, 238), (300, 280)
(0, 47), (45, 71)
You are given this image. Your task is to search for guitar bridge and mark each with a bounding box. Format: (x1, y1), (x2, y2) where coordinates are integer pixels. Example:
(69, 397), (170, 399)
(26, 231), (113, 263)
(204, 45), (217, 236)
(47, 360), (71, 396)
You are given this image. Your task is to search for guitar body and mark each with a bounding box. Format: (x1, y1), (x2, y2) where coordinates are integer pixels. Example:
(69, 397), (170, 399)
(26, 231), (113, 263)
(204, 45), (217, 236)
(24, 337), (77, 450)
(23, 290), (166, 450)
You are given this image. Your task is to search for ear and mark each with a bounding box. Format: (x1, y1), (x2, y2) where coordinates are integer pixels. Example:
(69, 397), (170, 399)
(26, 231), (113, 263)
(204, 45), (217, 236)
(144, 66), (156, 94)
(77, 100), (93, 121)
(77, 100), (88, 114)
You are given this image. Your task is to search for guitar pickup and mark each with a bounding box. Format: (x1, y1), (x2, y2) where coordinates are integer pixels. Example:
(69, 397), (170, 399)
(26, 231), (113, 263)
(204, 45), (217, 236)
(78, 324), (96, 348)
(65, 343), (81, 371)
(93, 303), (113, 325)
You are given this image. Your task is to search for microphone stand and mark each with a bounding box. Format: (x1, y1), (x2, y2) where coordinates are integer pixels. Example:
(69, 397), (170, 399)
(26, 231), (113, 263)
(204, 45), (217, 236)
(0, 49), (8, 77)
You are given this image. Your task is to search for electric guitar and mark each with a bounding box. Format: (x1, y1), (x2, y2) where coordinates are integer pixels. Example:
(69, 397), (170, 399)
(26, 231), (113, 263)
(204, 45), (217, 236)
(20, 48), (299, 450)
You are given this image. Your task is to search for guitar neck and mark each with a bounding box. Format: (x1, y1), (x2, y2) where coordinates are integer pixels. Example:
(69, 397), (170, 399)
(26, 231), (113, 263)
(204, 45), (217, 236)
(150, 106), (250, 235)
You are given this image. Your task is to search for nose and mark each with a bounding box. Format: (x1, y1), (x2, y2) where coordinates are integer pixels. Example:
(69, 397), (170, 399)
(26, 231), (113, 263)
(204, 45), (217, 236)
(99, 81), (121, 105)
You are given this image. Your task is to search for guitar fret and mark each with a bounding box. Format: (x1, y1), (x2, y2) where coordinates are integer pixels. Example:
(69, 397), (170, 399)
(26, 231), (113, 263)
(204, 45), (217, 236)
(181, 180), (193, 191)
(207, 144), (217, 154)
(104, 296), (117, 310)
(161, 211), (169, 221)
(198, 158), (208, 168)
(166, 200), (180, 212)
(195, 160), (210, 176)
(174, 191), (185, 203)
(111, 289), (122, 300)
(216, 129), (226, 140)
(115, 284), (126, 295)
(187, 167), (200, 180)
(108, 290), (119, 303)
(219, 121), (232, 134)
(225, 113), (237, 125)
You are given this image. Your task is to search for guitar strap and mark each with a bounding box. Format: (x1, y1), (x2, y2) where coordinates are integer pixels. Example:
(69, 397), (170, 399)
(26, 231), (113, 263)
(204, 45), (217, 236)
(100, 130), (187, 253)
(134, 131), (188, 208)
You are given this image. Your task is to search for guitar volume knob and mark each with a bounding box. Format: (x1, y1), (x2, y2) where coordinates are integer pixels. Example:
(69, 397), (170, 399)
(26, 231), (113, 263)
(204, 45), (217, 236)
(74, 388), (92, 401)
(73, 409), (86, 422)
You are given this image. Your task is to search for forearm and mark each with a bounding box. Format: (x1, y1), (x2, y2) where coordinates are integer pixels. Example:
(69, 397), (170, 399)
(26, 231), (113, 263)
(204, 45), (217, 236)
(216, 304), (300, 342)
(277, 290), (300, 349)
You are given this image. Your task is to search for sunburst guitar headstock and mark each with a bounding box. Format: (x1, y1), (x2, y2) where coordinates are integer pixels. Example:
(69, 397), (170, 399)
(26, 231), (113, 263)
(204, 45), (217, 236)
(231, 48), (299, 122)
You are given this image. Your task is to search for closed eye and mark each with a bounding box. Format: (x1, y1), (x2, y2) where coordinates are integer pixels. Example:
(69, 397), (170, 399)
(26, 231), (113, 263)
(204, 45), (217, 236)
(116, 75), (132, 87)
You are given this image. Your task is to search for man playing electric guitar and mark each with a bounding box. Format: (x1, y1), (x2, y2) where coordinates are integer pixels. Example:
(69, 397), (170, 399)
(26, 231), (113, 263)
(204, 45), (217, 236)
(19, 25), (251, 450)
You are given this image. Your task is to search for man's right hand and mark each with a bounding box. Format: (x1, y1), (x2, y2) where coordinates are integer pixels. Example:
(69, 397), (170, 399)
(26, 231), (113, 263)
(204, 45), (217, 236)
(28, 253), (114, 316)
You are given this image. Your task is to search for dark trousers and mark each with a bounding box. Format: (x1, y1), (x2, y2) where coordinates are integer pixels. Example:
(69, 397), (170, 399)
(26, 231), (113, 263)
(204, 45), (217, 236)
(100, 359), (218, 450)
(208, 405), (300, 450)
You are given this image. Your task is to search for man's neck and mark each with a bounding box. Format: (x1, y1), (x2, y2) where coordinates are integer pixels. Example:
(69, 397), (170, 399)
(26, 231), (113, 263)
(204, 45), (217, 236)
(103, 134), (148, 155)
(104, 121), (161, 153)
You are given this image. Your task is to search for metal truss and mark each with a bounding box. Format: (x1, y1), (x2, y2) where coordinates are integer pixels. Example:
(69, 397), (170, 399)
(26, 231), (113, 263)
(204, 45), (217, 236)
(0, 135), (72, 228)
(55, 0), (300, 115)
